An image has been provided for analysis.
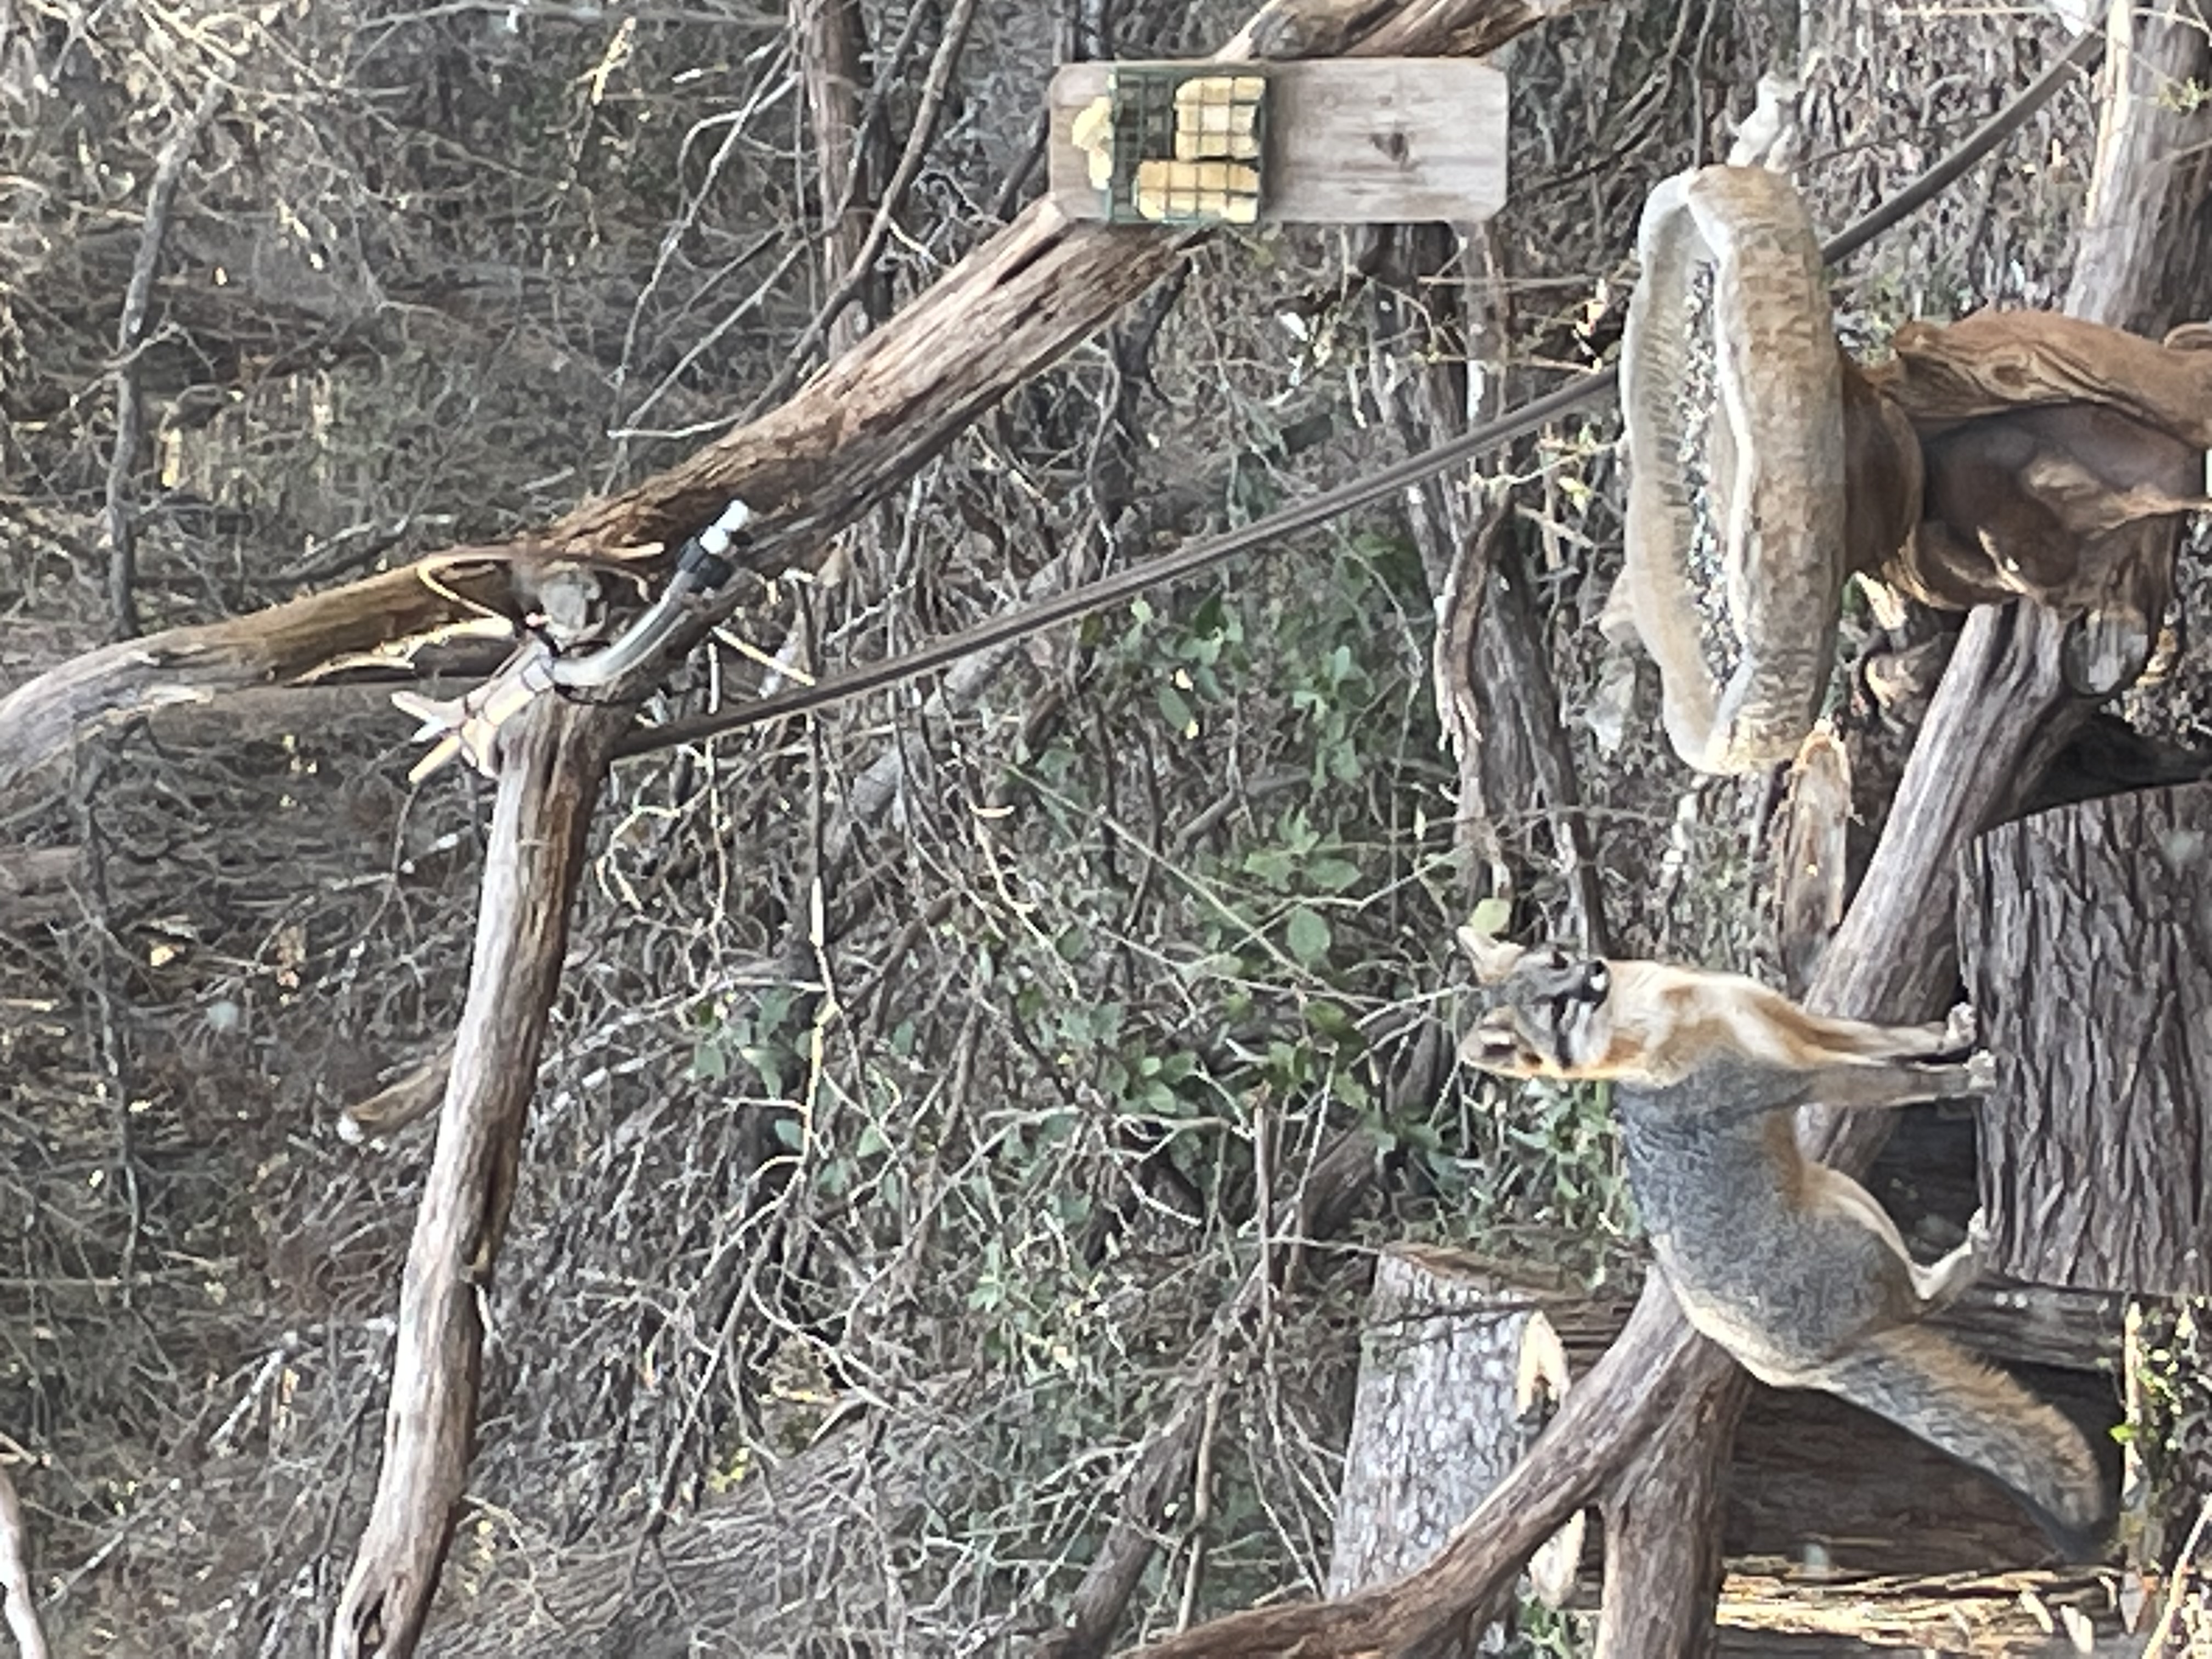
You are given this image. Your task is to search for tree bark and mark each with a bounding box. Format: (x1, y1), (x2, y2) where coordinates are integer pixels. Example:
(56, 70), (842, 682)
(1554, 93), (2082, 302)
(2068, 0), (2212, 336)
(1715, 1564), (2135, 1655)
(1328, 1249), (1575, 1601)
(330, 696), (618, 1659)
(1959, 781), (2212, 1296)
(1598, 1361), (1738, 1659)
(797, 0), (880, 354)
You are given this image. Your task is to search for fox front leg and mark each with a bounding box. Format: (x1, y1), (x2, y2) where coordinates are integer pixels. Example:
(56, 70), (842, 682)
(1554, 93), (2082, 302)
(1678, 1053), (1994, 1122)
(1910, 1212), (1990, 1315)
(1787, 1053), (1994, 1113)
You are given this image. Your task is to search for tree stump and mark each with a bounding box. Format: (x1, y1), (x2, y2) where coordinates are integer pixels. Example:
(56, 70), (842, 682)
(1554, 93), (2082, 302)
(1959, 780), (2212, 1295)
(1328, 1246), (1584, 1604)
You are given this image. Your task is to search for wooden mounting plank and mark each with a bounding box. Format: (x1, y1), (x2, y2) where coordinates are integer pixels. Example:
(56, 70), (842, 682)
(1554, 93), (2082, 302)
(1047, 59), (1509, 226)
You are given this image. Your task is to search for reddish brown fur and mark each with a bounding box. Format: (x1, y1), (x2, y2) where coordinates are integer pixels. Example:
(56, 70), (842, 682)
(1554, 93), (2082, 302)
(1535, 963), (1949, 1086)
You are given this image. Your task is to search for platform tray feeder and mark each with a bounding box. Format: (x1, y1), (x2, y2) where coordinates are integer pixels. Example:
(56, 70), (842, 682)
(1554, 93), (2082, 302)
(1047, 58), (1507, 229)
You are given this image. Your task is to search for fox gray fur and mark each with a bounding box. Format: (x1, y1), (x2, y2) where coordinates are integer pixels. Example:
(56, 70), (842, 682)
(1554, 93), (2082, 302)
(1615, 1053), (2109, 1556)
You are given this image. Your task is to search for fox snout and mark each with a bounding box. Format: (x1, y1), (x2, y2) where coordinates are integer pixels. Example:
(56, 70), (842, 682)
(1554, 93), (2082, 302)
(1460, 1016), (1542, 1077)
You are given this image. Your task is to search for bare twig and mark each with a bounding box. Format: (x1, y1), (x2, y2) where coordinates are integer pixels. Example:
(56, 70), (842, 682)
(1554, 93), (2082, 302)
(103, 80), (223, 641)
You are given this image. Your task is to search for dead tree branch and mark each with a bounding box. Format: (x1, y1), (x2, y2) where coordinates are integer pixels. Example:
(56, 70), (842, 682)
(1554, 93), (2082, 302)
(329, 697), (619, 1659)
(0, 0), (1573, 794)
(0, 1462), (49, 1659)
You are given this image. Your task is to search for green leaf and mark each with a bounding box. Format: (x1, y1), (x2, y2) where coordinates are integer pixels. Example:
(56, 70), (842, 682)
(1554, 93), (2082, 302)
(1469, 896), (1513, 936)
(1284, 906), (1331, 967)
(1157, 682), (1195, 734)
(1305, 855), (1362, 893)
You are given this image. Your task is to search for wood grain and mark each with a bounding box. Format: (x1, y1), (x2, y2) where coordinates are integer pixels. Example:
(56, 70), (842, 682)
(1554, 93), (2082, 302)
(1046, 59), (1509, 224)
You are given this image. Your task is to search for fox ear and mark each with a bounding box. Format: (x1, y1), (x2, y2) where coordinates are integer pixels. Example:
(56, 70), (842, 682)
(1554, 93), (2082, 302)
(1457, 924), (1525, 985)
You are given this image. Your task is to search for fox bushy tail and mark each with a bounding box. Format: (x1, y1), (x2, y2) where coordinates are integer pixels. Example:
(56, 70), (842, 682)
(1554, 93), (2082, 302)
(1809, 1323), (2109, 1558)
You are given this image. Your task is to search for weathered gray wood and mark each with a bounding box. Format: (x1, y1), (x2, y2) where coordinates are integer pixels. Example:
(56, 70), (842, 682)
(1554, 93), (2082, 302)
(1716, 1564), (2139, 1656)
(2068, 0), (2212, 335)
(1959, 780), (2212, 1295)
(1598, 1356), (1731, 1658)
(1328, 1249), (1572, 1601)
(331, 696), (618, 1659)
(0, 845), (82, 926)
(1047, 60), (1509, 225)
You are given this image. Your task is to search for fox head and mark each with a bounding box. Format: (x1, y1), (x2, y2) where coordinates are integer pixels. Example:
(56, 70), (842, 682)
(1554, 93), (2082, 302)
(1455, 925), (1612, 1079)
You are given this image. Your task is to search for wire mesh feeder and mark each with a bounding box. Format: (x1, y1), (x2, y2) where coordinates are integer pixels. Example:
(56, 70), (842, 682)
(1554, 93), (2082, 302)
(1071, 66), (1270, 226)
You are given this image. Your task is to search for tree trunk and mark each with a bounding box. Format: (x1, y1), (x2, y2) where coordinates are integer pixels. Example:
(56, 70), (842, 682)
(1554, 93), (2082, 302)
(2068, 0), (2212, 335)
(1959, 781), (2212, 1295)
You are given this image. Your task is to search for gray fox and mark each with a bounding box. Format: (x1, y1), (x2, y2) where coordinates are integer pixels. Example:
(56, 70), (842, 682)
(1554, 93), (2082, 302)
(1455, 930), (2111, 1555)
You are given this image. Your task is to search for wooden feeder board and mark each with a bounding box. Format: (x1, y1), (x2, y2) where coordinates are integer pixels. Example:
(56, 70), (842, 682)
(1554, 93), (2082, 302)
(1046, 58), (1508, 227)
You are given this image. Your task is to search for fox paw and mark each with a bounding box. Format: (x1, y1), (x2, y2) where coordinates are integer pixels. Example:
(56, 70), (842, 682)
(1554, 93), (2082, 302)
(1963, 1049), (1996, 1094)
(1943, 1003), (1979, 1052)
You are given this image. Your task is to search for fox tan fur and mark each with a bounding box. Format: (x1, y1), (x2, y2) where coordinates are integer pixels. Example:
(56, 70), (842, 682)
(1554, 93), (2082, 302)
(1455, 927), (1965, 1087)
